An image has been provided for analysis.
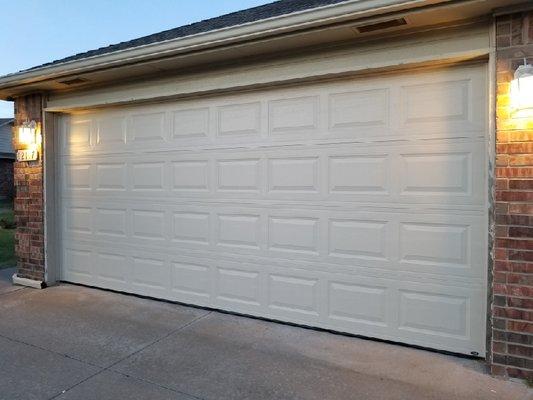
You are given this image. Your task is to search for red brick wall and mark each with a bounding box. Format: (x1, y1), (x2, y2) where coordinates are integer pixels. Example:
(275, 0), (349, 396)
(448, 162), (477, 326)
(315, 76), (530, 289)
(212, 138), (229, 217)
(0, 159), (14, 199)
(492, 11), (533, 379)
(13, 94), (45, 282)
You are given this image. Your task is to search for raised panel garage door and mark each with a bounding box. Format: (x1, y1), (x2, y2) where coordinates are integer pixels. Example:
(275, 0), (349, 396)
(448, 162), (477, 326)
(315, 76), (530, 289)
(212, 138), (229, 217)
(58, 63), (488, 355)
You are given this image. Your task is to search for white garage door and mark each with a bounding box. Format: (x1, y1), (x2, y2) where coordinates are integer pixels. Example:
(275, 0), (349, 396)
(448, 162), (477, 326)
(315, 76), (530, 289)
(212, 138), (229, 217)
(58, 63), (488, 355)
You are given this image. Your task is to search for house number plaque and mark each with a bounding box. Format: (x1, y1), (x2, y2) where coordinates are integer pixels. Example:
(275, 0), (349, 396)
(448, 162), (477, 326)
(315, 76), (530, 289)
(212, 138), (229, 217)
(16, 149), (38, 162)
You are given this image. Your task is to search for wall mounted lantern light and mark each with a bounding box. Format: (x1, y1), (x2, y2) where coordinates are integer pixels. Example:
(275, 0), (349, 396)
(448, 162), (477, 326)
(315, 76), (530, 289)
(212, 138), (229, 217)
(15, 120), (41, 161)
(17, 120), (41, 148)
(510, 60), (533, 116)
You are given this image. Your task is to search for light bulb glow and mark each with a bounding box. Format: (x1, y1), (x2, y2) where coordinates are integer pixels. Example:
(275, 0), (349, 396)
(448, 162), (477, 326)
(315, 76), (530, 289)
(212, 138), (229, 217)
(510, 64), (533, 117)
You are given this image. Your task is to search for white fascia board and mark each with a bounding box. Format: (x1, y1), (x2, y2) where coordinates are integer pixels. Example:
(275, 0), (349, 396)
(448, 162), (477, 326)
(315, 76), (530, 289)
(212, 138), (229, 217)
(46, 23), (490, 111)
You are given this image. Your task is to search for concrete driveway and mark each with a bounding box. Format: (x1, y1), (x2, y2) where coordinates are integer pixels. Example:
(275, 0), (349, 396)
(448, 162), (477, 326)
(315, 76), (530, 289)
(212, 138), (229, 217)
(0, 282), (530, 400)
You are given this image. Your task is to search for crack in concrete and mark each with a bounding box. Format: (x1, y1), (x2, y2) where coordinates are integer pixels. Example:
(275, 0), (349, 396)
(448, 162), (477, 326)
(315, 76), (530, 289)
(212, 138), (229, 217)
(45, 310), (212, 400)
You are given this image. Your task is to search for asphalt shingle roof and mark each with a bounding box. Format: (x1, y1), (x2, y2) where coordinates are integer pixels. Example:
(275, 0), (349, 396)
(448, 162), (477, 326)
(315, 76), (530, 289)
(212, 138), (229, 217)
(30, 0), (350, 71)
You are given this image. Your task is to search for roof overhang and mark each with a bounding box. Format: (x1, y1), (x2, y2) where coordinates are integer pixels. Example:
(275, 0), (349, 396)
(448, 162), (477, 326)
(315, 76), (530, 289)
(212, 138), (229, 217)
(0, 0), (526, 100)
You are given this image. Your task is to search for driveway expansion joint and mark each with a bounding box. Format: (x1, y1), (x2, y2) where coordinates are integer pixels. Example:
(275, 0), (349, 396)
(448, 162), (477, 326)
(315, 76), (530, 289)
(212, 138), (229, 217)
(46, 310), (212, 400)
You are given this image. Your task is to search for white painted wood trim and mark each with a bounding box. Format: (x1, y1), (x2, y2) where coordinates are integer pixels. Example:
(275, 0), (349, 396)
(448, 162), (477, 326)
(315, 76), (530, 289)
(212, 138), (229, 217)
(46, 24), (490, 112)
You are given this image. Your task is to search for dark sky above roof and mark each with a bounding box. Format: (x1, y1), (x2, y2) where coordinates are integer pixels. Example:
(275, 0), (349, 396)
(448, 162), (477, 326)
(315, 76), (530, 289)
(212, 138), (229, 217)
(31, 0), (350, 71)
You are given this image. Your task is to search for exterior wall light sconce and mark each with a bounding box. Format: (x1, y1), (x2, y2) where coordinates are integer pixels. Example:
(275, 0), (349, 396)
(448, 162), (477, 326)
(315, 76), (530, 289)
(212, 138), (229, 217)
(15, 120), (41, 161)
(510, 60), (533, 117)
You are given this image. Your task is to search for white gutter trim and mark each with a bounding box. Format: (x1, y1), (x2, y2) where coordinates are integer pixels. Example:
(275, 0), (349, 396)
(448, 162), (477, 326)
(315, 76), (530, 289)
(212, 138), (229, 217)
(0, 0), (449, 90)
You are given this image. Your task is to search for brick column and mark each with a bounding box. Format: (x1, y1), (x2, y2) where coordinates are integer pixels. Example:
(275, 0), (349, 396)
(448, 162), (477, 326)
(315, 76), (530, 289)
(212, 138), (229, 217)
(13, 94), (45, 283)
(492, 11), (533, 379)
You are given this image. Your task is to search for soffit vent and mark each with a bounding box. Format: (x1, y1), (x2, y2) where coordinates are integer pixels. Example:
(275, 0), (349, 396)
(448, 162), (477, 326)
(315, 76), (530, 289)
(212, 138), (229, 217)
(354, 18), (407, 34)
(58, 77), (89, 86)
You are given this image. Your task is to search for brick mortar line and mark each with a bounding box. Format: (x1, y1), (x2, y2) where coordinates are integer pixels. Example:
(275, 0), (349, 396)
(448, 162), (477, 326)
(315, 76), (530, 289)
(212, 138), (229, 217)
(494, 306), (533, 314)
(47, 310), (212, 400)
(494, 330), (533, 337)
(492, 317), (533, 323)
(491, 362), (533, 371)
(493, 353), (533, 361)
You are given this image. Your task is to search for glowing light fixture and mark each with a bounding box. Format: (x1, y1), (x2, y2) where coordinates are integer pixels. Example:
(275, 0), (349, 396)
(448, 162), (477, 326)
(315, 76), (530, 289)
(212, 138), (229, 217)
(17, 120), (41, 148)
(510, 60), (533, 116)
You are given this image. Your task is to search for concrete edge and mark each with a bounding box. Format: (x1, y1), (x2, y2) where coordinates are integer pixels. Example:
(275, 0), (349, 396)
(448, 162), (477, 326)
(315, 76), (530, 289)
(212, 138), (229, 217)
(12, 273), (46, 289)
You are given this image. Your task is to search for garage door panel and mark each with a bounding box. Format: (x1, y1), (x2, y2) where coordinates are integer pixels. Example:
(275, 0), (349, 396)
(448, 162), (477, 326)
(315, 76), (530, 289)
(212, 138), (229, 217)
(171, 107), (210, 140)
(171, 261), (211, 302)
(62, 248), (94, 284)
(217, 101), (262, 137)
(394, 281), (485, 354)
(96, 252), (130, 291)
(131, 162), (166, 192)
(95, 116), (126, 147)
(64, 163), (92, 191)
(128, 112), (166, 144)
(398, 71), (486, 135)
(328, 88), (389, 131)
(60, 66), (486, 157)
(61, 199), (484, 279)
(217, 158), (262, 193)
(60, 140), (484, 206)
(94, 207), (128, 237)
(328, 154), (391, 195)
(59, 64), (487, 355)
(60, 238), (486, 353)
(215, 265), (263, 313)
(328, 218), (389, 261)
(269, 95), (319, 135)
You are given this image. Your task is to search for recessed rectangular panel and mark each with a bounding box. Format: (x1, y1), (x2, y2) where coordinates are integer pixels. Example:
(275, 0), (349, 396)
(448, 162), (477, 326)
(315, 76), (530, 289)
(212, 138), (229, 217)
(329, 156), (389, 194)
(173, 212), (210, 244)
(400, 223), (469, 267)
(269, 275), (318, 316)
(218, 102), (261, 136)
(132, 162), (165, 191)
(269, 96), (318, 134)
(171, 262), (210, 298)
(96, 163), (126, 190)
(217, 159), (260, 192)
(329, 219), (387, 260)
(95, 208), (126, 237)
(65, 164), (91, 190)
(97, 253), (128, 284)
(217, 214), (260, 249)
(329, 282), (387, 325)
(217, 268), (260, 305)
(329, 89), (388, 129)
(401, 80), (469, 124)
(400, 153), (471, 195)
(68, 120), (91, 147)
(268, 157), (319, 193)
(96, 117), (125, 145)
(130, 112), (165, 142)
(132, 257), (168, 290)
(66, 207), (92, 234)
(172, 160), (209, 191)
(399, 290), (469, 337)
(269, 217), (318, 254)
(172, 108), (209, 139)
(132, 210), (165, 240)
(65, 249), (92, 278)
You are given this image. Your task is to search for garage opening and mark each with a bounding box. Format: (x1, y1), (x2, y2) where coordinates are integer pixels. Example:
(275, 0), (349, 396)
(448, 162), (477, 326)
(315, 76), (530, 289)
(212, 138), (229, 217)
(57, 63), (488, 356)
